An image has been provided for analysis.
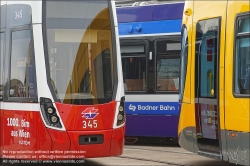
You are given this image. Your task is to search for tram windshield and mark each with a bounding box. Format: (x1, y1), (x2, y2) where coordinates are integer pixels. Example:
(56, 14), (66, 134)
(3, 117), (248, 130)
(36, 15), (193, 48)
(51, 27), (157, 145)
(43, 0), (115, 104)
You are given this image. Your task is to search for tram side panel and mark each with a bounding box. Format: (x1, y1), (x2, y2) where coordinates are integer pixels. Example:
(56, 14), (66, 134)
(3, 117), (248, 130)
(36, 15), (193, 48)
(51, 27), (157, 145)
(177, 0), (197, 153)
(0, 2), (54, 157)
(117, 2), (184, 141)
(0, 30), (3, 159)
(0, 1), (6, 158)
(224, 1), (250, 165)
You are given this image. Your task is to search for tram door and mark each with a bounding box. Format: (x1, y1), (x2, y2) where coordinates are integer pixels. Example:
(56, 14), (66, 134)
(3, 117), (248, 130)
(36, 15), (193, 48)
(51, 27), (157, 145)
(194, 18), (221, 154)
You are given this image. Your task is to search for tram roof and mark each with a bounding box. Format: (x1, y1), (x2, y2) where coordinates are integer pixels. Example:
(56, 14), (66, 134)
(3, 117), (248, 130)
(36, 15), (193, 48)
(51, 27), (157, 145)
(116, 2), (184, 23)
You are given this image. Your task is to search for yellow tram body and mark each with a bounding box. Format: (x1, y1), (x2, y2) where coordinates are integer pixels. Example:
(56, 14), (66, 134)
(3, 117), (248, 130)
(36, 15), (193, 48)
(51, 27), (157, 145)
(178, 1), (249, 165)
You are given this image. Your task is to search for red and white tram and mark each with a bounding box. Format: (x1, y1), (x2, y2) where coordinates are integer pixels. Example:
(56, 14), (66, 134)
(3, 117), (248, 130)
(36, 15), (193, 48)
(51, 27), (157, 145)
(0, 0), (125, 160)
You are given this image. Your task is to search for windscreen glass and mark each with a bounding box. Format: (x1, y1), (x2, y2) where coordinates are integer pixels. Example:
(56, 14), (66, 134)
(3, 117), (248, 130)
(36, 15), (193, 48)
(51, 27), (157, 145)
(44, 0), (115, 104)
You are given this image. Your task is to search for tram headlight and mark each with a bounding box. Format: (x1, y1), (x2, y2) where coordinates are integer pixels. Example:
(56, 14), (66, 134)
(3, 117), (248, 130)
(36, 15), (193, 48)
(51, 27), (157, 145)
(118, 106), (124, 112)
(47, 107), (54, 114)
(51, 116), (58, 123)
(116, 96), (125, 126)
(40, 97), (62, 128)
(117, 114), (123, 121)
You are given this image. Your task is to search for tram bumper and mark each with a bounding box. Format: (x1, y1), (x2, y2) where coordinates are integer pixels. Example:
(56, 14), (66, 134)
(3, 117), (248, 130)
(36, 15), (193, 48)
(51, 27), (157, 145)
(67, 125), (125, 158)
(46, 102), (125, 158)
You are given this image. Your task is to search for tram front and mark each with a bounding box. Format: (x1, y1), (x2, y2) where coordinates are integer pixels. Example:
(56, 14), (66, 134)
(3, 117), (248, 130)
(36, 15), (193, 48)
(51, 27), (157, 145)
(41, 0), (125, 158)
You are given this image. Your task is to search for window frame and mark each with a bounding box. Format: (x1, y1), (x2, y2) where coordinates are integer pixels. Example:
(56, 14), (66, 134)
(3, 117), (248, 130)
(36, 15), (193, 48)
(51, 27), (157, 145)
(7, 26), (38, 102)
(233, 12), (250, 98)
(179, 26), (189, 102)
(93, 48), (114, 100)
(194, 18), (221, 100)
(0, 30), (4, 101)
(154, 38), (181, 94)
(120, 39), (149, 94)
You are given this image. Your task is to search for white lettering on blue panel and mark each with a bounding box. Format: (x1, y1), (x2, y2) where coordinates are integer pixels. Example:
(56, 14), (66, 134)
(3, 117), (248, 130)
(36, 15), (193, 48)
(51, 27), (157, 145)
(125, 102), (179, 115)
(138, 105), (158, 110)
(160, 105), (175, 110)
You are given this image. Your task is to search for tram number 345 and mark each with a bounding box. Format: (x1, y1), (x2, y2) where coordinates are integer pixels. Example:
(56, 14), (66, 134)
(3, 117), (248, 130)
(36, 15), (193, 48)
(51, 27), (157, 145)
(83, 120), (98, 129)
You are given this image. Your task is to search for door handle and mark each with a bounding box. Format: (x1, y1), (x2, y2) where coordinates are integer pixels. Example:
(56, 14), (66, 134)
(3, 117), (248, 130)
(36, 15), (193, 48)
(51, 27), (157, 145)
(211, 89), (214, 95)
(208, 72), (213, 96)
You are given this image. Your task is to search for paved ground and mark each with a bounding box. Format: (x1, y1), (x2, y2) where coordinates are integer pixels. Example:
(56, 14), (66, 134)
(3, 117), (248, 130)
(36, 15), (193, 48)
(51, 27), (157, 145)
(85, 144), (235, 166)
(1, 144), (236, 166)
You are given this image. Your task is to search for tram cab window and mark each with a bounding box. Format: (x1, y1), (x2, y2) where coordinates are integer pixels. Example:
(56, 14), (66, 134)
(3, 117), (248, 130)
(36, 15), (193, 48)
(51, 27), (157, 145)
(235, 17), (250, 95)
(0, 32), (3, 100)
(155, 40), (180, 91)
(121, 45), (146, 91)
(9, 30), (36, 98)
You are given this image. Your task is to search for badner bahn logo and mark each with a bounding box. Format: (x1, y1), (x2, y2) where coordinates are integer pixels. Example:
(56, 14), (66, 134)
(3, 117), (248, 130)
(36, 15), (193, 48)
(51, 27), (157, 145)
(129, 104), (136, 111)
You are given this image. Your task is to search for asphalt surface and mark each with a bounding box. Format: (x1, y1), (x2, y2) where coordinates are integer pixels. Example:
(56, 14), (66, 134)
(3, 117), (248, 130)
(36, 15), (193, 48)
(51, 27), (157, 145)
(0, 143), (237, 166)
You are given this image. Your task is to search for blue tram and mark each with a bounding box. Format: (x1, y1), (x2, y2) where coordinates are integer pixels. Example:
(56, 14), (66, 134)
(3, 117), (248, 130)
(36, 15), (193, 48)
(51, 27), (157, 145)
(116, 2), (184, 144)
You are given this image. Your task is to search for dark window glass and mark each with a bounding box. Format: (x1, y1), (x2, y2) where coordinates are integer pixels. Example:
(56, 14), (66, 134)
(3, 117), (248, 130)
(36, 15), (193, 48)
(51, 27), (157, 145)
(0, 32), (4, 100)
(121, 44), (146, 91)
(235, 17), (250, 95)
(10, 30), (36, 98)
(120, 45), (144, 53)
(179, 27), (188, 101)
(94, 49), (113, 98)
(44, 0), (114, 104)
(238, 17), (250, 33)
(156, 40), (180, 91)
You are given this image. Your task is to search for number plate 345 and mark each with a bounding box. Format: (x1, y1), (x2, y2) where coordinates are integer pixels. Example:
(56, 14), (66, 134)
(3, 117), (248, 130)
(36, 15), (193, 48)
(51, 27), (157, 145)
(83, 120), (98, 129)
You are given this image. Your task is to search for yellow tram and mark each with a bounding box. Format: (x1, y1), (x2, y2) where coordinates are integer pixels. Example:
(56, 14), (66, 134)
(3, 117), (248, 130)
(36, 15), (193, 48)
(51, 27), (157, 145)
(178, 1), (249, 165)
